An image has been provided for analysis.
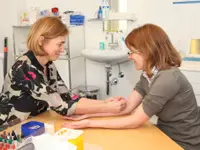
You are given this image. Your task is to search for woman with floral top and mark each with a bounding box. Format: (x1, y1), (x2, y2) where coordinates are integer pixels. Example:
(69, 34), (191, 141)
(0, 16), (126, 126)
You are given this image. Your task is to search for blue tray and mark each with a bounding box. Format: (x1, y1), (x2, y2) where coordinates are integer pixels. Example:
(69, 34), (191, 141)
(21, 121), (45, 137)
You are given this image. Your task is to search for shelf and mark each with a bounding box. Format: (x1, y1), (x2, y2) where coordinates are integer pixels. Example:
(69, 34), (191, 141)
(88, 18), (104, 22)
(88, 18), (136, 22)
(88, 13), (137, 22)
(13, 25), (31, 28)
(13, 24), (84, 28)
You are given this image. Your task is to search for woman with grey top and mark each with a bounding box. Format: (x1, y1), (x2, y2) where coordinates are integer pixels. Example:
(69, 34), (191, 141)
(64, 24), (200, 150)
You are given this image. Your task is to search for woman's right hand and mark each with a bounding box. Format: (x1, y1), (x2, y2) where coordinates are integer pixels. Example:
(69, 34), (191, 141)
(106, 97), (127, 113)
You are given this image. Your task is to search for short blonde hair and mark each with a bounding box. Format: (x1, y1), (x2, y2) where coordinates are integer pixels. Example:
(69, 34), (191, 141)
(27, 16), (69, 56)
(125, 24), (181, 77)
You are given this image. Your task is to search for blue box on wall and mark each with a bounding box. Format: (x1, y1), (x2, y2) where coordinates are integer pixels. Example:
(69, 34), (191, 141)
(70, 15), (85, 25)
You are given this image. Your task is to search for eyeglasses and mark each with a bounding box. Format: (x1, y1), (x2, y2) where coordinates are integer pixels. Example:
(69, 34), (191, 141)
(127, 49), (140, 55)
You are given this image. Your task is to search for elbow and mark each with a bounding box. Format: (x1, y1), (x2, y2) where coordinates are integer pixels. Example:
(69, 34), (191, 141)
(121, 109), (133, 115)
(127, 109), (134, 114)
(121, 111), (131, 116)
(128, 121), (143, 129)
(133, 122), (142, 128)
(126, 114), (145, 129)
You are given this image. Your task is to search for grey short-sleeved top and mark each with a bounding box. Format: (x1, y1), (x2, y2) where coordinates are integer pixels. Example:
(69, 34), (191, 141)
(135, 67), (200, 150)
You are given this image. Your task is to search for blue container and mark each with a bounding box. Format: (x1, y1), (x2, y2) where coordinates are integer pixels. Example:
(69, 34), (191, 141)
(21, 121), (45, 137)
(70, 15), (85, 25)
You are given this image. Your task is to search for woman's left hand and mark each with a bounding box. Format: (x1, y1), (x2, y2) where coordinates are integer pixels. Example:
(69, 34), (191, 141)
(63, 120), (90, 129)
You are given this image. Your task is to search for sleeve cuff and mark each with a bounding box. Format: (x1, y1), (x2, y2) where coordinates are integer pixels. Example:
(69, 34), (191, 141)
(67, 102), (78, 115)
(142, 101), (155, 118)
(135, 88), (146, 97)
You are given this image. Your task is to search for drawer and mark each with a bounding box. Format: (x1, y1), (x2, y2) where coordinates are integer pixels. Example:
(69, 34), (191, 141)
(181, 71), (200, 84)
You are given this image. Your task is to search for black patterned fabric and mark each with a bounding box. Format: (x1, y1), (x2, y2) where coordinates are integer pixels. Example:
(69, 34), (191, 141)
(0, 51), (78, 125)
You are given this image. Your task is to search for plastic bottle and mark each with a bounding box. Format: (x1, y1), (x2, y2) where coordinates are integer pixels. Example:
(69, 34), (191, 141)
(99, 41), (105, 50)
(97, 6), (102, 19)
(101, 0), (110, 19)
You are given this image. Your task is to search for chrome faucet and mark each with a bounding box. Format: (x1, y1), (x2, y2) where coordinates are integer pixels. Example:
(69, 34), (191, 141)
(106, 32), (119, 50)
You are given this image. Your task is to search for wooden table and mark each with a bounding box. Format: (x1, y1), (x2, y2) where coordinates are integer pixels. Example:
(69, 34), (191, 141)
(4, 111), (183, 150)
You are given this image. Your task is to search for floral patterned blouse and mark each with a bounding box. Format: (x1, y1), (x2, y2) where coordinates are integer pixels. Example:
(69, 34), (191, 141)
(0, 51), (78, 125)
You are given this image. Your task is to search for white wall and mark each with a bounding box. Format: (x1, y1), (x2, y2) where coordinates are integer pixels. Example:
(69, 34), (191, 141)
(25, 0), (101, 18)
(1, 0), (200, 99)
(86, 0), (200, 99)
(128, 0), (200, 54)
(0, 0), (26, 88)
(25, 0), (200, 99)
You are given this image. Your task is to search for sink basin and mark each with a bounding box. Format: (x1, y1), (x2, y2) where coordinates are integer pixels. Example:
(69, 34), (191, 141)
(81, 49), (129, 64)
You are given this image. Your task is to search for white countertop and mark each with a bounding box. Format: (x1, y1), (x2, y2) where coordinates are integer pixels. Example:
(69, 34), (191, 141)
(179, 61), (200, 72)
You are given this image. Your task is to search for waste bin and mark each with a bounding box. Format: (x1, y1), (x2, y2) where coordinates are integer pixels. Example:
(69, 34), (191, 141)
(78, 85), (100, 100)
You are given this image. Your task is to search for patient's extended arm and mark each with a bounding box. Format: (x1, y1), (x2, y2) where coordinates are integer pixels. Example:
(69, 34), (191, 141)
(63, 90), (143, 120)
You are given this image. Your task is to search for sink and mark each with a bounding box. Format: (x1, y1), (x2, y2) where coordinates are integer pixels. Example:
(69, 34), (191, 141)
(81, 49), (129, 64)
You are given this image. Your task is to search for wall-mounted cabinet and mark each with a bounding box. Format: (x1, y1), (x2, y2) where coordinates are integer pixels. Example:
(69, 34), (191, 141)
(12, 25), (86, 91)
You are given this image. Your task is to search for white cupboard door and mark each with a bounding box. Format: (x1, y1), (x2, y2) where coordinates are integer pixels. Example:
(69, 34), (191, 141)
(68, 26), (85, 58)
(54, 60), (70, 88)
(70, 57), (86, 90)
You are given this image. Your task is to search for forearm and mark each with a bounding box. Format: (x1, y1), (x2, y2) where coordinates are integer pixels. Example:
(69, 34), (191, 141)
(83, 105), (134, 118)
(64, 104), (149, 129)
(88, 114), (141, 129)
(83, 112), (121, 118)
(75, 91), (142, 116)
(91, 97), (141, 117)
(87, 104), (149, 129)
(79, 98), (105, 104)
(74, 99), (109, 114)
